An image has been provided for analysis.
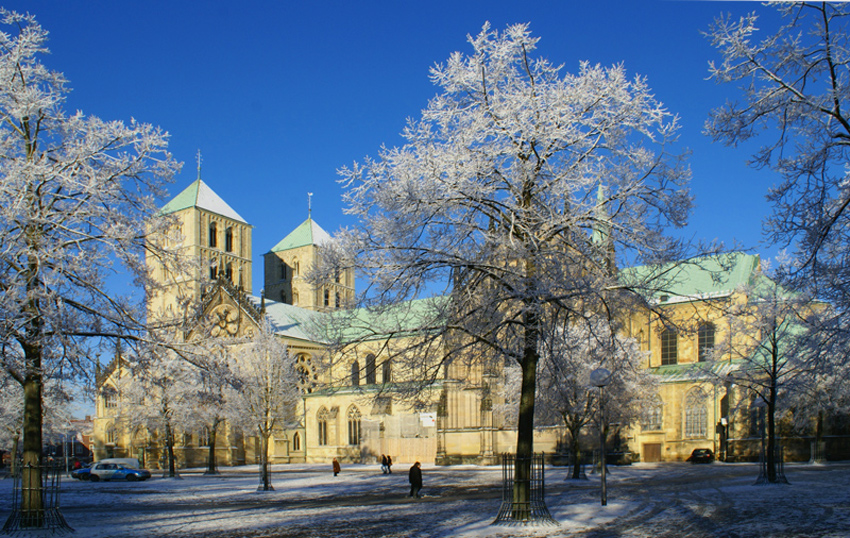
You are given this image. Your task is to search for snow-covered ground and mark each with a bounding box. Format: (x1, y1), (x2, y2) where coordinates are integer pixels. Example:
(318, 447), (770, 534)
(1, 461), (849, 537)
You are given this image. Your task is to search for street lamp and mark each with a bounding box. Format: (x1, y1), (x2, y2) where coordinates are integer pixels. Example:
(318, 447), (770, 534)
(590, 367), (612, 506)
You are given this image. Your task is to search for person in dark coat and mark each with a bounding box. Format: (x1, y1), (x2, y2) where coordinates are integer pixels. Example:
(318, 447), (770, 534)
(381, 454), (388, 474)
(387, 455), (393, 474)
(408, 461), (422, 498)
(332, 458), (341, 477)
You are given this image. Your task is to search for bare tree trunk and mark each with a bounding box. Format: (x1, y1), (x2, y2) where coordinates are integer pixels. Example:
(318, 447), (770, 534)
(205, 422), (219, 475)
(21, 370), (43, 527)
(767, 390), (777, 483)
(512, 304), (539, 520)
(258, 431), (273, 491)
(164, 422), (177, 478)
(569, 424), (582, 480)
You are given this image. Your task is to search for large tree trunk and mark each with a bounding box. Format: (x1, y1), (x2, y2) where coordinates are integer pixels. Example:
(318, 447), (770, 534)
(767, 390), (777, 483)
(164, 422), (177, 478)
(568, 422), (582, 480)
(512, 306), (539, 520)
(21, 370), (43, 527)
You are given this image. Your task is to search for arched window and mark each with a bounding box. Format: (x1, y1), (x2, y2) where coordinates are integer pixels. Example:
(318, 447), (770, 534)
(641, 395), (663, 431)
(210, 260), (218, 281)
(280, 290), (287, 303)
(280, 260), (287, 280)
(225, 227), (233, 252)
(209, 222), (218, 248)
(660, 327), (678, 365)
(698, 322), (716, 362)
(347, 406), (361, 446)
(293, 432), (301, 451)
(293, 259), (300, 276)
(335, 292), (341, 309)
(684, 389), (707, 438)
(324, 289), (330, 307)
(293, 290), (299, 305)
(382, 360), (392, 384)
(183, 431), (192, 446)
(199, 427), (211, 447)
(365, 354), (376, 385)
(317, 407), (329, 446)
(103, 387), (117, 409)
(225, 262), (233, 282)
(106, 425), (116, 445)
(351, 361), (360, 386)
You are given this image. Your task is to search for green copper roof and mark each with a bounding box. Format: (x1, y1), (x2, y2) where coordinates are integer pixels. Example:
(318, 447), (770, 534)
(159, 179), (248, 223)
(622, 252), (761, 304)
(269, 218), (331, 252)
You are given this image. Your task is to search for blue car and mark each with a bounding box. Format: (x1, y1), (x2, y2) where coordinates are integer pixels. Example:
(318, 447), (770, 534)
(88, 462), (151, 482)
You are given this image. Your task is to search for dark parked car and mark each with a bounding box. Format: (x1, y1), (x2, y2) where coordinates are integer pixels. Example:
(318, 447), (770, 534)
(71, 464), (92, 480)
(686, 448), (714, 464)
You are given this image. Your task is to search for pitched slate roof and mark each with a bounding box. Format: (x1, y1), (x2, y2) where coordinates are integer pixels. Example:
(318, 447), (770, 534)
(249, 296), (328, 343)
(159, 179), (248, 223)
(269, 218), (331, 253)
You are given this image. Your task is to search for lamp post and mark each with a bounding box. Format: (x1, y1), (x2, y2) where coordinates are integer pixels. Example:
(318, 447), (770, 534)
(590, 367), (612, 506)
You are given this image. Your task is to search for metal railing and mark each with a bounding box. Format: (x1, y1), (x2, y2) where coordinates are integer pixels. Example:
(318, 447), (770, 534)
(2, 460), (74, 535)
(492, 453), (558, 526)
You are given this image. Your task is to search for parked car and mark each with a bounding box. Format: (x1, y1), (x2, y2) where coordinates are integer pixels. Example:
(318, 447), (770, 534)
(71, 464), (92, 480)
(686, 448), (715, 464)
(88, 462), (151, 482)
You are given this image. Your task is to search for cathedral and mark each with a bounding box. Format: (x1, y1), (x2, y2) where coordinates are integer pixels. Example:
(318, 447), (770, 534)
(93, 179), (833, 469)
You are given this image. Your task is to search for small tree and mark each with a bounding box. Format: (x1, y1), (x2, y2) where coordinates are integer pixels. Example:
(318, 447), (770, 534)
(228, 320), (300, 491)
(716, 271), (819, 482)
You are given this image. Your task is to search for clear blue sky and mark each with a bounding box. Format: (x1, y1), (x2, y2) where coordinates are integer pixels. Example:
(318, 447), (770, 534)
(8, 0), (785, 294)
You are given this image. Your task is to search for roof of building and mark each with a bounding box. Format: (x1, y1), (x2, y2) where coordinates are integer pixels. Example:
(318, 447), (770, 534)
(623, 252), (761, 304)
(249, 296), (328, 343)
(269, 218), (331, 253)
(159, 179), (248, 223)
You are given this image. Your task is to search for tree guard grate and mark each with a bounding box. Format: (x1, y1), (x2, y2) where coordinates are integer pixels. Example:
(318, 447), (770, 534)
(492, 453), (558, 526)
(2, 461), (74, 536)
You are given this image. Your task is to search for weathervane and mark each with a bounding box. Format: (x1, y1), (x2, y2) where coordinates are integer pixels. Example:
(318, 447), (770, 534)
(308, 192), (313, 218)
(196, 149), (202, 181)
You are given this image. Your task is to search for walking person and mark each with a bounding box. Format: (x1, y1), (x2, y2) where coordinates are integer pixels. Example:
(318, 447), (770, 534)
(381, 454), (388, 474)
(408, 461), (422, 498)
(332, 458), (341, 477)
(387, 455), (393, 474)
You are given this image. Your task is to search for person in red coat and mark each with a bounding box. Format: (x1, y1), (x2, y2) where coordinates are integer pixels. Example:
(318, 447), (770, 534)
(408, 461), (422, 498)
(332, 458), (341, 477)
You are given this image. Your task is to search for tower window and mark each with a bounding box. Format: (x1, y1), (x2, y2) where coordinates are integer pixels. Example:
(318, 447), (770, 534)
(324, 289), (330, 307)
(365, 354), (376, 385)
(209, 222), (218, 248)
(225, 262), (233, 283)
(225, 227), (233, 252)
(660, 327), (678, 366)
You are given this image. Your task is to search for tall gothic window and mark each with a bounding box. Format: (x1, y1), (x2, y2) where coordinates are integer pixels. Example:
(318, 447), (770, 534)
(382, 360), (392, 384)
(199, 427), (211, 447)
(280, 260), (287, 280)
(324, 289), (330, 307)
(351, 361), (360, 386)
(660, 327), (678, 366)
(293, 432), (301, 452)
(365, 354), (376, 385)
(347, 406), (361, 446)
(209, 222), (217, 248)
(225, 262), (233, 283)
(684, 389), (707, 438)
(292, 290), (299, 305)
(698, 322), (716, 362)
(641, 395), (663, 431)
(225, 227), (233, 252)
(335, 292), (341, 309)
(317, 407), (329, 446)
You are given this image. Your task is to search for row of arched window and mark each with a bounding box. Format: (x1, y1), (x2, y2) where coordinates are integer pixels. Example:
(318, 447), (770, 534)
(208, 222), (236, 253)
(350, 354), (391, 386)
(641, 389), (708, 438)
(316, 405), (361, 446)
(659, 322), (716, 366)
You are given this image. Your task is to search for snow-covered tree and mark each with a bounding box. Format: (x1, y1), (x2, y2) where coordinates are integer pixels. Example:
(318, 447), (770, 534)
(706, 2), (850, 315)
(326, 23), (691, 518)
(0, 10), (178, 520)
(228, 320), (300, 491)
(715, 272), (821, 482)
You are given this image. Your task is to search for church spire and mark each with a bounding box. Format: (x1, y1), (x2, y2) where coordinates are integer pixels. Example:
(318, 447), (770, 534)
(308, 192), (313, 219)
(196, 149), (202, 180)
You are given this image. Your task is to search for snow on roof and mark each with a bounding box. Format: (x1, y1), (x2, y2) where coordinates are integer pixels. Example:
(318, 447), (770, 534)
(269, 218), (331, 252)
(249, 296), (328, 343)
(159, 179), (248, 223)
